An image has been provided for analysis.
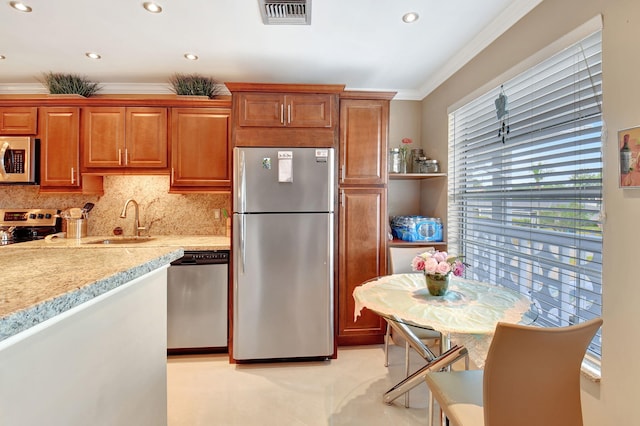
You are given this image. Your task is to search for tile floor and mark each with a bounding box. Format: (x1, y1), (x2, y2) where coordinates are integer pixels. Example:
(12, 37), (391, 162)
(167, 344), (444, 426)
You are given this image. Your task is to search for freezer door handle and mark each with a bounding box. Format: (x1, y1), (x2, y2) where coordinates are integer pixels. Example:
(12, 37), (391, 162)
(238, 150), (246, 213)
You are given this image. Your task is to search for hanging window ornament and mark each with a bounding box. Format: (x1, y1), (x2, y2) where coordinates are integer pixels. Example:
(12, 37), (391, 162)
(495, 85), (510, 143)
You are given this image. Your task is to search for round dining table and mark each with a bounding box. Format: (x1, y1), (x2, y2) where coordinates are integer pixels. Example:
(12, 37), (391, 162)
(353, 273), (534, 368)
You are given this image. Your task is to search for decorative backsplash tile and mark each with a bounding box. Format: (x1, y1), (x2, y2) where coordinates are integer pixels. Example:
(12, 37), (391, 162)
(0, 176), (230, 237)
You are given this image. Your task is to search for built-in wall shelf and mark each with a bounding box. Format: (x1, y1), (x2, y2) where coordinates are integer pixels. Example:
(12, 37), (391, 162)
(388, 172), (447, 180)
(388, 239), (447, 248)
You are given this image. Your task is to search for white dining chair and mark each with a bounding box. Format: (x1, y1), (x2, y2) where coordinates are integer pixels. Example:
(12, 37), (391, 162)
(387, 246), (442, 407)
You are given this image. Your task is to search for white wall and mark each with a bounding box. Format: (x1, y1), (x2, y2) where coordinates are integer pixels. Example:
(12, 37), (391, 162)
(419, 0), (640, 424)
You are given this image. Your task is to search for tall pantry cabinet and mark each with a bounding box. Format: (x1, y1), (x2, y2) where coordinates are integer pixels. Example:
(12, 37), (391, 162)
(337, 91), (395, 346)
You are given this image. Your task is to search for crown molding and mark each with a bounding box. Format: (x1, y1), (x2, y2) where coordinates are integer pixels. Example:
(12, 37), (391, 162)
(416, 0), (543, 100)
(0, 83), (230, 96)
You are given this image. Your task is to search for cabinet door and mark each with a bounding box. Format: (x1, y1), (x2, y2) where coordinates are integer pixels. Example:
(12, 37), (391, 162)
(236, 93), (334, 128)
(236, 93), (284, 127)
(339, 99), (388, 185)
(83, 107), (126, 168)
(286, 94), (333, 128)
(171, 108), (231, 188)
(39, 107), (80, 188)
(0, 107), (38, 135)
(337, 187), (387, 345)
(126, 107), (168, 168)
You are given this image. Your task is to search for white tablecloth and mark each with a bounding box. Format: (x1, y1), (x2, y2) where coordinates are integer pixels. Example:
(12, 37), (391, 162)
(353, 273), (532, 367)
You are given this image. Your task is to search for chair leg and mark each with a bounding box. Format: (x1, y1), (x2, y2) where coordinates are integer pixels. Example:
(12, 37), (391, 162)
(384, 322), (390, 367)
(404, 341), (410, 408)
(428, 389), (434, 426)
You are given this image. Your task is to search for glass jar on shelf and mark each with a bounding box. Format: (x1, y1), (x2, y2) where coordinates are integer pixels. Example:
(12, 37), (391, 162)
(410, 148), (424, 173)
(389, 148), (402, 173)
(419, 159), (440, 173)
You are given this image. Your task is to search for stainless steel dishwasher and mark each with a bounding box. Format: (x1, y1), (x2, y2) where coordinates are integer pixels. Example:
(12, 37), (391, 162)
(167, 250), (229, 353)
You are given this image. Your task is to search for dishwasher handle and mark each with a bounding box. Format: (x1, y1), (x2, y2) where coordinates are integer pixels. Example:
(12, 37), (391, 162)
(171, 251), (230, 265)
(173, 259), (198, 265)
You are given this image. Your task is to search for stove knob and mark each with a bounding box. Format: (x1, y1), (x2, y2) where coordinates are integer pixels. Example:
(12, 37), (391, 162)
(29, 213), (36, 219)
(45, 213), (52, 219)
(37, 214), (44, 219)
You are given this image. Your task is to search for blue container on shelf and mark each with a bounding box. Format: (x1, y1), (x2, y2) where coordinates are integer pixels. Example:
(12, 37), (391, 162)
(391, 215), (443, 242)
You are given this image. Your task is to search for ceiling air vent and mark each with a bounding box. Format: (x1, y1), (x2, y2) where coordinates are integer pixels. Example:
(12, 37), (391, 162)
(259, 0), (311, 25)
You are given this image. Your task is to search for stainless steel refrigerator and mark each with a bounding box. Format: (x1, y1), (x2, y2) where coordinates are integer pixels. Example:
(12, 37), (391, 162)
(232, 147), (335, 361)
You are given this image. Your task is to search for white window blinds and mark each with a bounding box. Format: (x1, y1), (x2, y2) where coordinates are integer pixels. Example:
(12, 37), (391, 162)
(448, 31), (602, 357)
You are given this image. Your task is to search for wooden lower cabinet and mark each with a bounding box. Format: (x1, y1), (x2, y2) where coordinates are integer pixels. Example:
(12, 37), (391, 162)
(337, 187), (387, 345)
(38, 107), (81, 189)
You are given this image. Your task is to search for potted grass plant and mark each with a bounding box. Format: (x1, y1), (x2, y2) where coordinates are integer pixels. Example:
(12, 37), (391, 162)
(41, 72), (101, 97)
(169, 73), (223, 99)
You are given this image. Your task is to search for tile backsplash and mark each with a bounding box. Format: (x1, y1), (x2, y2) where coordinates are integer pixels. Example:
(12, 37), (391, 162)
(0, 176), (230, 237)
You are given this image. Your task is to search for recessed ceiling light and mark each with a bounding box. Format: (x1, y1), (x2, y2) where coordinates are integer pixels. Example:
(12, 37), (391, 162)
(143, 2), (162, 13)
(9, 1), (32, 12)
(402, 12), (419, 23)
(184, 53), (199, 61)
(85, 52), (101, 60)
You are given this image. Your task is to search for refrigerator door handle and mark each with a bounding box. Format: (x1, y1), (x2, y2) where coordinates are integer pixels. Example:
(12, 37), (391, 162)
(239, 150), (247, 213)
(240, 214), (246, 273)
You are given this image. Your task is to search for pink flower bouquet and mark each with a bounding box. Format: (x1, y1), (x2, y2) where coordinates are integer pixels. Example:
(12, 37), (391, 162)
(411, 250), (465, 278)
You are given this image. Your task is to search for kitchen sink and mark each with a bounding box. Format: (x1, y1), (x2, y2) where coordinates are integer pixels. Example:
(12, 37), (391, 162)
(86, 237), (156, 245)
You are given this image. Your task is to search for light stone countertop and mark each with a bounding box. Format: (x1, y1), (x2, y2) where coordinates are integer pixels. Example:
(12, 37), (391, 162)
(0, 235), (230, 343)
(11, 235), (231, 251)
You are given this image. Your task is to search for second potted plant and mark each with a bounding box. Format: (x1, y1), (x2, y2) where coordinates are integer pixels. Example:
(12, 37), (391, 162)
(169, 73), (223, 99)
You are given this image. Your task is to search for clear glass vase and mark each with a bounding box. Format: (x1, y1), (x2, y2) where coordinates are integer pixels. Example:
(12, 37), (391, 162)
(399, 152), (408, 174)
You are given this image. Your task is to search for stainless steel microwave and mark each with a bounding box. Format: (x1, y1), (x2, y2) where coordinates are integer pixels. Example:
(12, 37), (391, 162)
(0, 136), (38, 184)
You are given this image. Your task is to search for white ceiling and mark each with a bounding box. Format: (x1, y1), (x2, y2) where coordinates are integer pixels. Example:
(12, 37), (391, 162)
(0, 0), (542, 100)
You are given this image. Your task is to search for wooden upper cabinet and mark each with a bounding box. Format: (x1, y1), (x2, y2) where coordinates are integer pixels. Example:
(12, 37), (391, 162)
(235, 93), (282, 127)
(83, 107), (167, 169)
(82, 107), (125, 167)
(170, 107), (231, 190)
(126, 108), (168, 167)
(339, 98), (390, 186)
(236, 93), (333, 128)
(38, 107), (80, 189)
(288, 94), (333, 127)
(226, 83), (343, 147)
(0, 107), (38, 135)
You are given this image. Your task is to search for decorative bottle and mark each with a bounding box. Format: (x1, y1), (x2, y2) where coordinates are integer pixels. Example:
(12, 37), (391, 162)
(620, 134), (632, 175)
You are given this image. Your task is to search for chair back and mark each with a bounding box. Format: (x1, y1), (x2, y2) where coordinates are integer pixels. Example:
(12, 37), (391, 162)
(389, 246), (434, 274)
(483, 318), (602, 426)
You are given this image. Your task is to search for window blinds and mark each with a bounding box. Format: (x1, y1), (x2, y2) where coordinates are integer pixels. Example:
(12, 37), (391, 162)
(448, 31), (602, 357)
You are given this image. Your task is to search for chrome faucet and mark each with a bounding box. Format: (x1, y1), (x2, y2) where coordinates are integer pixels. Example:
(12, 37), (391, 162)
(119, 198), (146, 237)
